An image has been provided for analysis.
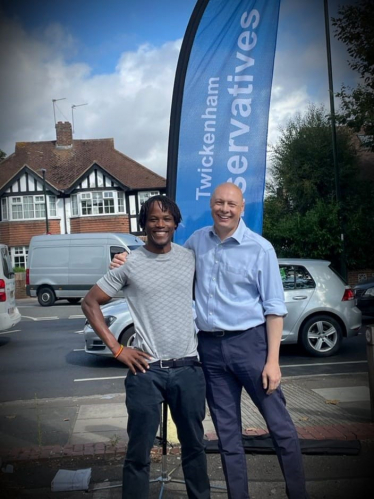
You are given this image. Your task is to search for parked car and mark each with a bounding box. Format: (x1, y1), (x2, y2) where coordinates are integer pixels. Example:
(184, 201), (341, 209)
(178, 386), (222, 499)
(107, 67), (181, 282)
(0, 244), (21, 331)
(353, 278), (374, 317)
(84, 259), (362, 358)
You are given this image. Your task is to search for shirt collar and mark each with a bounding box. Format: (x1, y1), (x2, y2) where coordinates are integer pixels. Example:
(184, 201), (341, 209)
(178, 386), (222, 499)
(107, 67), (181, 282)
(209, 218), (247, 244)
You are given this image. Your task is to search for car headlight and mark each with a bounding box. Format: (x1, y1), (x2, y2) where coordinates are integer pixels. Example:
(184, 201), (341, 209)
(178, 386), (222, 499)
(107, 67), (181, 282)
(363, 287), (374, 297)
(84, 315), (117, 328)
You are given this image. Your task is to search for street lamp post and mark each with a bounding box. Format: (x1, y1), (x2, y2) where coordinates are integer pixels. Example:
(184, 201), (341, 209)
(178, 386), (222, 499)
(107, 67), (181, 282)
(41, 169), (49, 234)
(323, 0), (347, 280)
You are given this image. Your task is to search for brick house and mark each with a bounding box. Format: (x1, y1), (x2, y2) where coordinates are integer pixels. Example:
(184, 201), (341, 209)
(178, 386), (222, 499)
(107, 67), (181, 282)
(0, 122), (165, 268)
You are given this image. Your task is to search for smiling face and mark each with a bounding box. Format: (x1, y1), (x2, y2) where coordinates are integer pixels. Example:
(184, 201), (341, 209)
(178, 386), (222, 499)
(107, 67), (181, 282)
(210, 183), (245, 240)
(144, 201), (176, 254)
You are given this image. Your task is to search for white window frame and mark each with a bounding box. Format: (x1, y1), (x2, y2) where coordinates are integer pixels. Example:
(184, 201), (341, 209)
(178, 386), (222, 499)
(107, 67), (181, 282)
(138, 191), (160, 210)
(11, 246), (29, 269)
(1, 197), (9, 220)
(8, 195), (57, 221)
(70, 190), (126, 217)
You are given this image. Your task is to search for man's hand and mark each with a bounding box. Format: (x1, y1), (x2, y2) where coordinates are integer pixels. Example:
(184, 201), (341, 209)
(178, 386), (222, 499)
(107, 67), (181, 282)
(110, 251), (128, 269)
(117, 347), (152, 375)
(262, 360), (281, 395)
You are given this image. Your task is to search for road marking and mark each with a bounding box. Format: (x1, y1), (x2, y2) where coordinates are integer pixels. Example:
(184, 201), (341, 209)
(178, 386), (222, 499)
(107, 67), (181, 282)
(0, 330), (21, 335)
(35, 317), (59, 321)
(74, 330), (85, 334)
(73, 348), (85, 352)
(281, 360), (367, 368)
(21, 315), (59, 321)
(74, 376), (126, 382)
(69, 315), (85, 319)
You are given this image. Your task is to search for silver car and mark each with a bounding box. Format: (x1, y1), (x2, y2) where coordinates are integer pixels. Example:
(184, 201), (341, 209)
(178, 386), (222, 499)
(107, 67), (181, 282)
(84, 259), (362, 358)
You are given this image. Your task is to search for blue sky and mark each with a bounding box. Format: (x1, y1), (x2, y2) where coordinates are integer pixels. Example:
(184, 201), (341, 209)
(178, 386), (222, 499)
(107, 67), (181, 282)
(0, 0), (358, 177)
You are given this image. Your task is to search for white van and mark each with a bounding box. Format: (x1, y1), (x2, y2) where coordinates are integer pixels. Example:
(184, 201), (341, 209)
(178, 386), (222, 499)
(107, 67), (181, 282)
(0, 244), (21, 331)
(26, 233), (144, 306)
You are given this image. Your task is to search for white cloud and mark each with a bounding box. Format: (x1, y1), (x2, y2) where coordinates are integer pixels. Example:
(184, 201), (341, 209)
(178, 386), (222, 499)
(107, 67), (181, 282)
(0, 15), (180, 177)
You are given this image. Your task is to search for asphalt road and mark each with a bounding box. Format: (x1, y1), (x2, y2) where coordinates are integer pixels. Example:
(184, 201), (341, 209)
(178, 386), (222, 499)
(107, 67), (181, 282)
(0, 299), (371, 403)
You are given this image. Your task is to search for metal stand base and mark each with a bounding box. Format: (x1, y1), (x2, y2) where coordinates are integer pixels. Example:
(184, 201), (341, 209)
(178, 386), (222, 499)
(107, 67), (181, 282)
(90, 401), (227, 496)
(149, 454), (186, 499)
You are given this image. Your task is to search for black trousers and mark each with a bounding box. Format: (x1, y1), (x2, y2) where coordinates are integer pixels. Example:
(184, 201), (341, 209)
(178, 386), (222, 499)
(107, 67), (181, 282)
(122, 365), (210, 499)
(198, 324), (308, 499)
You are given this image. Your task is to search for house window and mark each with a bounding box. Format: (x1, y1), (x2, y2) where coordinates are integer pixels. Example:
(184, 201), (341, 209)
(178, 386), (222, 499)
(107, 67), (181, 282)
(81, 193), (92, 215)
(118, 192), (125, 213)
(11, 197), (23, 220)
(71, 191), (126, 216)
(71, 195), (78, 216)
(138, 191), (160, 209)
(1, 198), (8, 220)
(11, 246), (29, 269)
(9, 195), (56, 220)
(49, 196), (57, 216)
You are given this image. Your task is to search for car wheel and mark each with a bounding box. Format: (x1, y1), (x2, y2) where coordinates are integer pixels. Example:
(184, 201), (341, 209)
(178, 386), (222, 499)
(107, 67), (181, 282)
(37, 287), (56, 307)
(67, 298), (81, 305)
(300, 315), (343, 357)
(119, 326), (135, 347)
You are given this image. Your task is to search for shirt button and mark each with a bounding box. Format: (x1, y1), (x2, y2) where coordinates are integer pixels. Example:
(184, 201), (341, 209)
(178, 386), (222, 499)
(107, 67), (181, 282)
(215, 260), (218, 264)
(209, 312), (212, 315)
(212, 277), (216, 281)
(210, 294), (213, 298)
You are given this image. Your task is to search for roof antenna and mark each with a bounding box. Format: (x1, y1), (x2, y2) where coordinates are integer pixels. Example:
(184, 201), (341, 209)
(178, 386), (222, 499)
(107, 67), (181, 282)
(72, 103), (88, 134)
(52, 98), (66, 125)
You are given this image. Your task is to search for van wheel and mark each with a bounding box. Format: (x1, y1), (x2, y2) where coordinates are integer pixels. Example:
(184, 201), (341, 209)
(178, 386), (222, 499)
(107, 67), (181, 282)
(119, 326), (135, 347)
(67, 298), (81, 305)
(38, 287), (56, 307)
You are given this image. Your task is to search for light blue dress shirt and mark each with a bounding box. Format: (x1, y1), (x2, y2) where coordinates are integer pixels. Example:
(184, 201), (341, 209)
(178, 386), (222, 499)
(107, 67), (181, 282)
(184, 218), (287, 332)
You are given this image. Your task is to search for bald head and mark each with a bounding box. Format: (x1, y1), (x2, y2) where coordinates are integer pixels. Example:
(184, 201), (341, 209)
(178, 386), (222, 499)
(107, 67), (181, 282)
(210, 183), (245, 240)
(211, 183), (244, 205)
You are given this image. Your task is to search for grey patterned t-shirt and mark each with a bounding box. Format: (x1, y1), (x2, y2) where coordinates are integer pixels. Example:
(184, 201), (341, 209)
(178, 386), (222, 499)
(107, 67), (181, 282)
(97, 243), (197, 361)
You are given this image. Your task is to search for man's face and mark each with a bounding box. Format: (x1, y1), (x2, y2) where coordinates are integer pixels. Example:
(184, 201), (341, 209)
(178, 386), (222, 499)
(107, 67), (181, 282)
(145, 201), (176, 253)
(210, 184), (244, 238)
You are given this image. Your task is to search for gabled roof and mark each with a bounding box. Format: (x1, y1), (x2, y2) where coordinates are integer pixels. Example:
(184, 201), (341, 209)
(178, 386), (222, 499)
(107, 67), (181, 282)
(0, 137), (166, 192)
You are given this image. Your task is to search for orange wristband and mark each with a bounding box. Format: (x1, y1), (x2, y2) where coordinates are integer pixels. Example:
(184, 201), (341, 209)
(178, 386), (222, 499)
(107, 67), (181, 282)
(114, 344), (124, 359)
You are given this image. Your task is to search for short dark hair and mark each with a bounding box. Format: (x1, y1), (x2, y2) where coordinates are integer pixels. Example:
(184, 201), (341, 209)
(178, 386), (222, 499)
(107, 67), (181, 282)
(138, 195), (182, 231)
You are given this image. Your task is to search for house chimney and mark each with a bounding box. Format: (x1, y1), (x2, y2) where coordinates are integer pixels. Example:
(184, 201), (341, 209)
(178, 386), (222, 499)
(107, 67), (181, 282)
(55, 121), (73, 148)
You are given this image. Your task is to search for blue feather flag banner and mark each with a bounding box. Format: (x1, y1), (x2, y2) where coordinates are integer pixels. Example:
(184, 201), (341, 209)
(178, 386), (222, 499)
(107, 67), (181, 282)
(167, 0), (281, 244)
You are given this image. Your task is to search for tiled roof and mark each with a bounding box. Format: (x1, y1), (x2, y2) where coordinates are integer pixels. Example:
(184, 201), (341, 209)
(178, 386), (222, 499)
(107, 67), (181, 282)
(0, 138), (166, 191)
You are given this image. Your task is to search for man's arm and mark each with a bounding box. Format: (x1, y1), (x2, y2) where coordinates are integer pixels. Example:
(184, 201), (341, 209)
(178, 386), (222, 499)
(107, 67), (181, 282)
(81, 285), (151, 374)
(262, 314), (283, 395)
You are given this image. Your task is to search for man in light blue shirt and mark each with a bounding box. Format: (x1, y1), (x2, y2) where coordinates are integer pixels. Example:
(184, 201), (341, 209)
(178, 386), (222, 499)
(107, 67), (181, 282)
(184, 183), (307, 499)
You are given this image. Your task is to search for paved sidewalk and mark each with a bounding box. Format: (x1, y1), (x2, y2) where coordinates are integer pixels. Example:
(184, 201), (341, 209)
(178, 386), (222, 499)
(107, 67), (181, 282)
(1, 372), (373, 498)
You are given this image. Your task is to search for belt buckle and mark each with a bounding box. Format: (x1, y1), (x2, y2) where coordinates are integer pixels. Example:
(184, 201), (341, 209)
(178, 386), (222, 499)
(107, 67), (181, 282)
(160, 359), (171, 368)
(215, 330), (225, 337)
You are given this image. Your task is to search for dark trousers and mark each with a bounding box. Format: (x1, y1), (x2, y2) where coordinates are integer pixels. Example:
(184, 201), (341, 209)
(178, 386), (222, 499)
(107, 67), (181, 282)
(198, 324), (308, 499)
(122, 365), (210, 499)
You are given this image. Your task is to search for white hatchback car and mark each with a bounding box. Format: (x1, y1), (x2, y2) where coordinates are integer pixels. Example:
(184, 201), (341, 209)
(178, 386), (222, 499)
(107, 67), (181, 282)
(0, 244), (21, 331)
(84, 259), (362, 358)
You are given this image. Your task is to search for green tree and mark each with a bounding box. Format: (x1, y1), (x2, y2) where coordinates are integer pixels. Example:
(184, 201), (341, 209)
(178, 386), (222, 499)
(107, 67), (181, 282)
(264, 105), (374, 270)
(0, 149), (6, 161)
(332, 0), (374, 149)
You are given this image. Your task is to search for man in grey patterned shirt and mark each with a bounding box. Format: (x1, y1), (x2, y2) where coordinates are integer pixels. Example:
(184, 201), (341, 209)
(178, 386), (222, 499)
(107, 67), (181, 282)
(82, 196), (210, 499)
